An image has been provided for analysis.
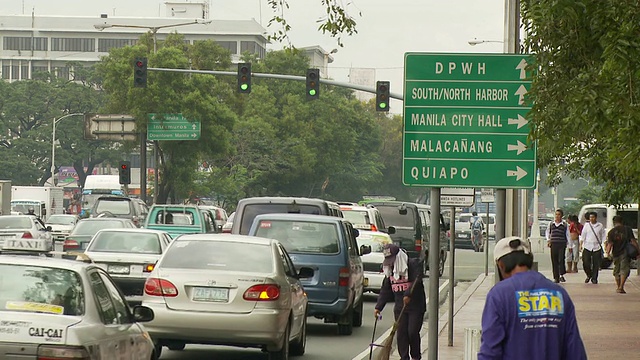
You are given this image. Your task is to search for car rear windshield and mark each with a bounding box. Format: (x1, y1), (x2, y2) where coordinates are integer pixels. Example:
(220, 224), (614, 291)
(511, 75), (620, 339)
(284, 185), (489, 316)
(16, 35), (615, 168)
(149, 209), (197, 225)
(342, 210), (372, 229)
(375, 206), (416, 229)
(72, 220), (127, 235)
(95, 199), (131, 215)
(161, 240), (274, 273)
(254, 220), (340, 254)
(0, 264), (84, 316)
(46, 215), (76, 225)
(88, 232), (161, 254)
(0, 217), (31, 229)
(239, 203), (323, 235)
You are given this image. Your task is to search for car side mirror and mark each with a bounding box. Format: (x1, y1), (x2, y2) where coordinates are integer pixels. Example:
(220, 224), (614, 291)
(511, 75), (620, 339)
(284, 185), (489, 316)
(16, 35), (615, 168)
(352, 228), (360, 238)
(46, 226), (52, 232)
(132, 305), (155, 323)
(360, 244), (372, 255)
(398, 204), (408, 215)
(297, 267), (314, 279)
(387, 226), (396, 235)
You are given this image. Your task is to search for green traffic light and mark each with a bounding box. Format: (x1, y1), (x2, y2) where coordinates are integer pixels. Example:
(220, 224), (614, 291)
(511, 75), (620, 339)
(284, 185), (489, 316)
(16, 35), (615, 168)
(379, 103), (387, 109)
(309, 89), (317, 96)
(241, 84), (248, 91)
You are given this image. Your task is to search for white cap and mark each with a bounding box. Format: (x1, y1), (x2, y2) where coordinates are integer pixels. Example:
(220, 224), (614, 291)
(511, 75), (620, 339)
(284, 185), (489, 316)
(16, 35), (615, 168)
(494, 236), (531, 262)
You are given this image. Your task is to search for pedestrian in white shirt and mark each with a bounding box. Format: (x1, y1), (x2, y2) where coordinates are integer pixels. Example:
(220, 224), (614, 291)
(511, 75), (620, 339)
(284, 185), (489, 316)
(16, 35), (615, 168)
(580, 212), (606, 284)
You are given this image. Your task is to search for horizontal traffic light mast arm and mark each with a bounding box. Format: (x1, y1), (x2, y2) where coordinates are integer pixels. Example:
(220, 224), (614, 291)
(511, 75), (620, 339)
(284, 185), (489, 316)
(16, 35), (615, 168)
(147, 67), (404, 100)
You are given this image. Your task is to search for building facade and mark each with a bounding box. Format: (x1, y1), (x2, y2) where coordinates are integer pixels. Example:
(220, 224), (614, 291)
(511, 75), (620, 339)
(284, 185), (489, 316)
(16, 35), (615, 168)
(0, 9), (268, 81)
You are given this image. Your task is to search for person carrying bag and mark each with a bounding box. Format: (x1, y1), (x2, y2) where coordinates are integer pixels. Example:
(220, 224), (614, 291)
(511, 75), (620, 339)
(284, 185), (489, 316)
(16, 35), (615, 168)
(579, 211), (606, 284)
(605, 215), (640, 293)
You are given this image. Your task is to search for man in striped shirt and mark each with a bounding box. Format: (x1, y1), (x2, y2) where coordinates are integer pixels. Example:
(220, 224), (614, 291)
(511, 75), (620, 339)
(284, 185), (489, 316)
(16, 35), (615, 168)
(546, 209), (571, 283)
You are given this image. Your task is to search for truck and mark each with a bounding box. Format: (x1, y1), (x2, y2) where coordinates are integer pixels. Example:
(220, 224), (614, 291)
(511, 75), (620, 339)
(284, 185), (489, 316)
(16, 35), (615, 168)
(80, 175), (125, 217)
(11, 186), (64, 221)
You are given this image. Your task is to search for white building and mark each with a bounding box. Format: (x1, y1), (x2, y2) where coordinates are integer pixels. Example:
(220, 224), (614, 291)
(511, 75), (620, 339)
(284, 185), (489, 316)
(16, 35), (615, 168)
(0, 2), (268, 81)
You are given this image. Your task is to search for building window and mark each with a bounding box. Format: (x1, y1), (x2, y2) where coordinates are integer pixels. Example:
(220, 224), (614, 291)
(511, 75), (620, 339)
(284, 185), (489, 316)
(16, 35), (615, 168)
(11, 65), (19, 80)
(240, 41), (265, 58)
(3, 36), (48, 51)
(98, 38), (137, 52)
(20, 64), (29, 79)
(1, 65), (9, 79)
(54, 66), (70, 80)
(216, 41), (237, 54)
(51, 38), (95, 52)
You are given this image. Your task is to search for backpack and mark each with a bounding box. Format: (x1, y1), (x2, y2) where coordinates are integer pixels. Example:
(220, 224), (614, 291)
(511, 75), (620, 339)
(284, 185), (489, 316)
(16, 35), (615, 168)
(472, 217), (483, 231)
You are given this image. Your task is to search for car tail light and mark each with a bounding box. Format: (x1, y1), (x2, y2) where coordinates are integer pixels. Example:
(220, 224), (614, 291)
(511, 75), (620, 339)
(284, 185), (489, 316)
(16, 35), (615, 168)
(339, 267), (350, 287)
(370, 224), (378, 232)
(37, 345), (90, 359)
(243, 284), (280, 301)
(22, 232), (34, 238)
(144, 278), (179, 297)
(63, 239), (79, 250)
(143, 263), (155, 273)
(415, 239), (422, 251)
(379, 264), (384, 273)
(222, 227), (231, 234)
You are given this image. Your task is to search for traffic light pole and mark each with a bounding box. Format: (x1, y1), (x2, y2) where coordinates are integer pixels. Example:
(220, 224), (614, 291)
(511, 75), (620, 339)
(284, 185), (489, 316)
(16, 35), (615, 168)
(140, 132), (147, 203)
(147, 67), (405, 101)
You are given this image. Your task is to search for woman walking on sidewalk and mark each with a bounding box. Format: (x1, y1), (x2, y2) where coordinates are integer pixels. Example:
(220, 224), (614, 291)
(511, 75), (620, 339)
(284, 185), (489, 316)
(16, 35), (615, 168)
(478, 237), (587, 360)
(567, 215), (582, 273)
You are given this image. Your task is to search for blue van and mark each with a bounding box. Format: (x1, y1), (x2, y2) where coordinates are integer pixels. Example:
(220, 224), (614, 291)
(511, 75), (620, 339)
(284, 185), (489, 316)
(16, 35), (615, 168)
(248, 213), (370, 335)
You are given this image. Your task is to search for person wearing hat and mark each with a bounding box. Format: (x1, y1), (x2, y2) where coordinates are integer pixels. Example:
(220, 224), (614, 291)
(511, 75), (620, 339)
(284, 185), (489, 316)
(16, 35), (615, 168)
(374, 244), (426, 360)
(478, 237), (586, 360)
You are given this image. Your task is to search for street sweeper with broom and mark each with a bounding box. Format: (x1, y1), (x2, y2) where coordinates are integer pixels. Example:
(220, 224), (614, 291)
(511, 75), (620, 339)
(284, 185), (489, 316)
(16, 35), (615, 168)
(373, 243), (426, 360)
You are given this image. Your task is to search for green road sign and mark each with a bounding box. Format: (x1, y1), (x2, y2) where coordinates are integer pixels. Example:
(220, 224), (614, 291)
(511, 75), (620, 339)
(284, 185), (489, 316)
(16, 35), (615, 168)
(147, 113), (201, 141)
(403, 53), (536, 188)
(404, 159), (535, 188)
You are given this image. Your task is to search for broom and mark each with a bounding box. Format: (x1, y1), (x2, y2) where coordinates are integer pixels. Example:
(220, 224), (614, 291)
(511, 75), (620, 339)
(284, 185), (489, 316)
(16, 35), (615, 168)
(374, 258), (424, 360)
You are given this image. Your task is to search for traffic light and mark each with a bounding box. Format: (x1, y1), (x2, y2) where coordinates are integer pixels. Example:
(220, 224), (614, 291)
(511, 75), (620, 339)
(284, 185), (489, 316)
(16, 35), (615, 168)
(306, 68), (320, 100)
(237, 63), (251, 93)
(119, 161), (131, 185)
(133, 57), (148, 88)
(376, 81), (390, 111)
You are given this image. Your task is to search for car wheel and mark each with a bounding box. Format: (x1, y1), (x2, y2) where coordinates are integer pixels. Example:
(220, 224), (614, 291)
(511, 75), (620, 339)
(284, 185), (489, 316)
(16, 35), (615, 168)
(290, 314), (307, 356)
(438, 253), (446, 277)
(270, 322), (290, 360)
(167, 342), (185, 351)
(353, 297), (364, 327)
(337, 306), (354, 335)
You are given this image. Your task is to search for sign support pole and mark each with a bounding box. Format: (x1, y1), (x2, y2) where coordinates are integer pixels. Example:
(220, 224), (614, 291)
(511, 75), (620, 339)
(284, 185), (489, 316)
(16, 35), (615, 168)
(448, 205), (455, 346)
(485, 198), (491, 276)
(140, 132), (147, 203)
(428, 187), (441, 360)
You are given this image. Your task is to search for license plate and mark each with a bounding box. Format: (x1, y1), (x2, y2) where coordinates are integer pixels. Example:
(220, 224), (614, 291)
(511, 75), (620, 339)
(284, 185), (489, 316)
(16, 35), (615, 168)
(193, 287), (229, 302)
(108, 265), (130, 274)
(363, 278), (369, 287)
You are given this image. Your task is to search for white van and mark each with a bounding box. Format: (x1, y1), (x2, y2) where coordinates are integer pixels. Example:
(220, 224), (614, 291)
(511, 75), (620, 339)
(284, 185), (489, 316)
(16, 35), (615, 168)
(577, 203), (638, 238)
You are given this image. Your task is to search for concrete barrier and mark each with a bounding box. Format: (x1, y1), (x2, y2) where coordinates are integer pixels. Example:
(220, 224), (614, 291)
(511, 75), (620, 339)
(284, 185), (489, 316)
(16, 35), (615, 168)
(464, 327), (481, 360)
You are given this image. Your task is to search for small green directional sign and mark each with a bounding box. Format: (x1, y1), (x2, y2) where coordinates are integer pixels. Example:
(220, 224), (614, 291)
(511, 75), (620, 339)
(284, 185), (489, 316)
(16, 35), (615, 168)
(403, 53), (536, 189)
(147, 113), (201, 141)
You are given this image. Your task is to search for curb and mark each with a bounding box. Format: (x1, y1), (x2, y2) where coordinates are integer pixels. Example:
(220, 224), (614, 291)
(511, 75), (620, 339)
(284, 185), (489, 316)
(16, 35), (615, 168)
(436, 273), (487, 337)
(351, 279), (450, 360)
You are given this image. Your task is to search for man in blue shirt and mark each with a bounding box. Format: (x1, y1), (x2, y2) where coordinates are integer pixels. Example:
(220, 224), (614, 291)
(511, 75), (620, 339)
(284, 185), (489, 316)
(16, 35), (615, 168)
(478, 237), (587, 360)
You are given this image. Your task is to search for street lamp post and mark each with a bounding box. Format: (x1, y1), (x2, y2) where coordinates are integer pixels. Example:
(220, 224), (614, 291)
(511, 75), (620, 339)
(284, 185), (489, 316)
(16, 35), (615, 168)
(51, 113), (83, 186)
(468, 38), (505, 46)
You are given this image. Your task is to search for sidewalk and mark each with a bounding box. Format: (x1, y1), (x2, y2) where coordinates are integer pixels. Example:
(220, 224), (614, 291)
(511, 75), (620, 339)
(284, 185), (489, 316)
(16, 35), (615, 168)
(431, 269), (640, 359)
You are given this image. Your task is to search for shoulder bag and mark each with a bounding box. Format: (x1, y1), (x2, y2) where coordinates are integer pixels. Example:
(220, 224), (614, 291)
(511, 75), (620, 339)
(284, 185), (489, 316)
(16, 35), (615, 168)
(588, 223), (604, 256)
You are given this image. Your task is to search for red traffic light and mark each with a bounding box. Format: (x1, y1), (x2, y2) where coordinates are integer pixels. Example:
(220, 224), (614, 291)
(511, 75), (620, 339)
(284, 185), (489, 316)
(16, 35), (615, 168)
(121, 164), (128, 170)
(136, 61), (144, 67)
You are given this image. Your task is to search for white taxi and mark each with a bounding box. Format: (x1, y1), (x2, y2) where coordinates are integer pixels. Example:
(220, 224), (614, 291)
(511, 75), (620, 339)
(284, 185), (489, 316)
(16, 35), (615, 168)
(0, 215), (53, 253)
(0, 252), (157, 359)
(356, 230), (393, 294)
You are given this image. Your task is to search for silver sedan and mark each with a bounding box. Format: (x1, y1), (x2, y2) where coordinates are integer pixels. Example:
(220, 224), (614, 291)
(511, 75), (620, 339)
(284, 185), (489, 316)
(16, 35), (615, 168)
(0, 215), (53, 252)
(142, 234), (312, 359)
(0, 253), (156, 359)
(83, 228), (172, 305)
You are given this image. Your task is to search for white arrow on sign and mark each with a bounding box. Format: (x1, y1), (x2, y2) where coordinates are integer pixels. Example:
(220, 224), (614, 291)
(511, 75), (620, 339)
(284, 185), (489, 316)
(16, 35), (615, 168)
(191, 133), (197, 138)
(507, 114), (528, 129)
(507, 140), (527, 155)
(507, 166), (528, 181)
(516, 58), (528, 80)
(515, 85), (528, 105)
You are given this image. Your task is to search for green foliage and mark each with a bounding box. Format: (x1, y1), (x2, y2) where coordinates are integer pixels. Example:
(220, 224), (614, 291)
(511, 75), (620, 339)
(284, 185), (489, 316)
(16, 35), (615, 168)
(563, 185), (604, 216)
(522, 0), (640, 206)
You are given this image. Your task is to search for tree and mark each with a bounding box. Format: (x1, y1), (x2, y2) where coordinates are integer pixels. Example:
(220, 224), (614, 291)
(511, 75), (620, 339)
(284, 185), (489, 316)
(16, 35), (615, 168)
(96, 33), (237, 203)
(522, 1), (640, 206)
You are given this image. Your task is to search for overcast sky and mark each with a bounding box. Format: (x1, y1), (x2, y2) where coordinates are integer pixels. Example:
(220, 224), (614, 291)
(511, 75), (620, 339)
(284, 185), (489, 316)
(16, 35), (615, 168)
(1, 0), (506, 113)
